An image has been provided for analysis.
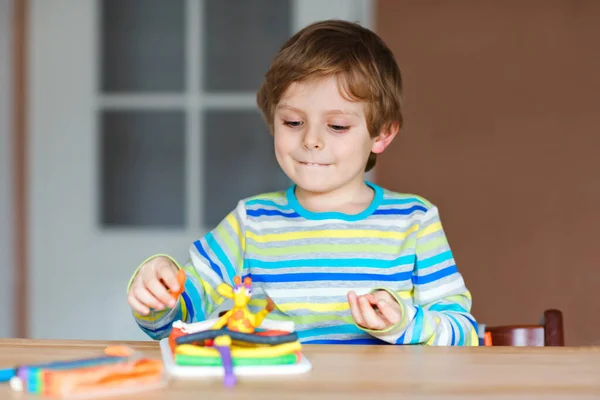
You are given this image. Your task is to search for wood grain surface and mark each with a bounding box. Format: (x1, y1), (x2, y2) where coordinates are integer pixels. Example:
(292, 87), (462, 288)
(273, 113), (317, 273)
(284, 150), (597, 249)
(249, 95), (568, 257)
(1, 339), (599, 399)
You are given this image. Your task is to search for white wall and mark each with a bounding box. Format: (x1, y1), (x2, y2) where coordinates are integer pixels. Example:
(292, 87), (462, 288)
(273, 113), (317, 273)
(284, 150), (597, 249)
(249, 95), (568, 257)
(0, 0), (14, 338)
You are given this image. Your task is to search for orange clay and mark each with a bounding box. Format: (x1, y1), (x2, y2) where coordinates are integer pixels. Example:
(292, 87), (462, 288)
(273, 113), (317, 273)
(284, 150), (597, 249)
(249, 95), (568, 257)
(168, 327), (187, 355)
(484, 332), (493, 346)
(104, 345), (133, 357)
(170, 269), (186, 300)
(42, 359), (163, 397)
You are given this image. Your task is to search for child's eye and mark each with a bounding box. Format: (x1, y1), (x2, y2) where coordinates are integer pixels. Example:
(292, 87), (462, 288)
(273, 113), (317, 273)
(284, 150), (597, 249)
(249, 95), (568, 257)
(283, 121), (303, 127)
(329, 124), (350, 132)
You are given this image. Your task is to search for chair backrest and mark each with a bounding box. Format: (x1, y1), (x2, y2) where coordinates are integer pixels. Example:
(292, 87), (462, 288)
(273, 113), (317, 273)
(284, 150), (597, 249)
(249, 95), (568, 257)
(485, 309), (564, 346)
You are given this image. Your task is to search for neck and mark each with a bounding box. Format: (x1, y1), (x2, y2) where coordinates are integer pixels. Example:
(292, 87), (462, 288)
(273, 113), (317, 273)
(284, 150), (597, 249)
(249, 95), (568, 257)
(294, 179), (374, 214)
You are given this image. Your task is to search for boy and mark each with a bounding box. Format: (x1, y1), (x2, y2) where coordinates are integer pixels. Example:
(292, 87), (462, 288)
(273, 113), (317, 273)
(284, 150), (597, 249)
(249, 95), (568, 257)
(127, 20), (478, 346)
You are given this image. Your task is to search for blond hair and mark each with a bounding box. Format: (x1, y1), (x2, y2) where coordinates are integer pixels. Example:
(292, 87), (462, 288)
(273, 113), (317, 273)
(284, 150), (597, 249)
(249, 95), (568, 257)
(257, 20), (403, 171)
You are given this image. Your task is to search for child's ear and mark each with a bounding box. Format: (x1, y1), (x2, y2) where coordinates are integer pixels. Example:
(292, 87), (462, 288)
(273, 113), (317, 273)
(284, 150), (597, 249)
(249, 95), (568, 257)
(371, 121), (399, 154)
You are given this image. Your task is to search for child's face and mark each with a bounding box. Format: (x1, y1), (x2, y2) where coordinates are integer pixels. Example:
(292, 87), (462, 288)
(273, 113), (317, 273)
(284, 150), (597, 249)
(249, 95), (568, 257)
(273, 76), (376, 194)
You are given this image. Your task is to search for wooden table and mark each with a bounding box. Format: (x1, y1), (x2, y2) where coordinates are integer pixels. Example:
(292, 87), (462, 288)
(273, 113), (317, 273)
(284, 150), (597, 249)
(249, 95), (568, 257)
(1, 339), (600, 399)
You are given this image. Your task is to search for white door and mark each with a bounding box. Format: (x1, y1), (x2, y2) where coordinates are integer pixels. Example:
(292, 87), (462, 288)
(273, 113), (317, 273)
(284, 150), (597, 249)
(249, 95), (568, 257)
(28, 0), (374, 340)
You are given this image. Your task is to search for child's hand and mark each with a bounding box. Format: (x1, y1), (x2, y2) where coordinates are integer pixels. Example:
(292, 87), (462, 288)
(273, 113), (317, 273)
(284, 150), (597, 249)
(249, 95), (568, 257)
(347, 290), (402, 330)
(127, 256), (180, 315)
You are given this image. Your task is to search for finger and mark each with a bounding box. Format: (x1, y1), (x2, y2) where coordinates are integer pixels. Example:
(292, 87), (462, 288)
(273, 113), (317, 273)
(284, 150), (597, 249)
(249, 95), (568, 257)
(347, 291), (365, 327)
(157, 264), (180, 293)
(371, 290), (396, 303)
(135, 286), (165, 311)
(128, 293), (150, 315)
(146, 278), (176, 308)
(376, 300), (401, 325)
(365, 293), (378, 305)
(359, 296), (386, 330)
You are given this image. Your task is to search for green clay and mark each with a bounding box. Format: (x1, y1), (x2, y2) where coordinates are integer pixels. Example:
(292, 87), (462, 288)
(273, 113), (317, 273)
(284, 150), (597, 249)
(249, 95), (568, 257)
(175, 353), (298, 367)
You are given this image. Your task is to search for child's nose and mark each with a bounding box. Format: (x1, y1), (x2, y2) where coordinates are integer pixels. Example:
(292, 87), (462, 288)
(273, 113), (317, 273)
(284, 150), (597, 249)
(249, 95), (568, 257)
(302, 127), (324, 150)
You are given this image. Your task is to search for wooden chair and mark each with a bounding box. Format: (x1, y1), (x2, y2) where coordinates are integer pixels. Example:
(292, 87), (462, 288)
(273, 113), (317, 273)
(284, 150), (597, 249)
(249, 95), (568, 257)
(485, 309), (565, 346)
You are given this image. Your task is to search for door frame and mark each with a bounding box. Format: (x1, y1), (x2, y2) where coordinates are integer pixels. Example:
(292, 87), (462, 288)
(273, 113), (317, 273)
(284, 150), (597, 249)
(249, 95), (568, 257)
(12, 0), (29, 338)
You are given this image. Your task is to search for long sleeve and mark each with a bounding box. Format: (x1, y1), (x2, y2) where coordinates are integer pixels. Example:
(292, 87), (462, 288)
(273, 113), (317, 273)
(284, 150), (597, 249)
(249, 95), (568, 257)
(363, 206), (478, 346)
(129, 201), (248, 340)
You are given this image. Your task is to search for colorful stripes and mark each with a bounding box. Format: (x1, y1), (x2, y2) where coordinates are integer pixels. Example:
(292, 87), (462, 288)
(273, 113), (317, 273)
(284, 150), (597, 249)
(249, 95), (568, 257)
(132, 182), (477, 346)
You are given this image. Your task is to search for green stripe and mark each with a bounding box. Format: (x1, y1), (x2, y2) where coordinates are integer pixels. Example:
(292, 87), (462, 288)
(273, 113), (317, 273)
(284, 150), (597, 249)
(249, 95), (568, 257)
(416, 235), (447, 253)
(247, 192), (285, 201)
(265, 313), (355, 325)
(217, 222), (243, 268)
(247, 243), (400, 256)
(175, 353), (298, 366)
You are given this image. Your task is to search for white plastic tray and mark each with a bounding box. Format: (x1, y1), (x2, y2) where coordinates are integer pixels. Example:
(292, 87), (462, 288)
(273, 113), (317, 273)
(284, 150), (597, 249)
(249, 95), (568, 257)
(159, 338), (312, 379)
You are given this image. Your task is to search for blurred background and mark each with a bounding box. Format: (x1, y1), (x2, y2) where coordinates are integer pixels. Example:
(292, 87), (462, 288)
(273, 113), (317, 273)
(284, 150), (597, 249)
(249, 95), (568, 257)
(1, 0), (599, 345)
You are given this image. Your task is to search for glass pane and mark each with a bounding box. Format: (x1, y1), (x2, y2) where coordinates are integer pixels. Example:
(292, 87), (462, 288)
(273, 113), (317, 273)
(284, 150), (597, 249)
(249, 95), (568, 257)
(101, 111), (186, 227)
(101, 0), (185, 92)
(203, 110), (290, 226)
(204, 0), (291, 91)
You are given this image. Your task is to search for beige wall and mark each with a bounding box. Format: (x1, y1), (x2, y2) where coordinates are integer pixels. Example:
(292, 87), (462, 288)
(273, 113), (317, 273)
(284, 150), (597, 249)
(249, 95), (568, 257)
(375, 0), (600, 345)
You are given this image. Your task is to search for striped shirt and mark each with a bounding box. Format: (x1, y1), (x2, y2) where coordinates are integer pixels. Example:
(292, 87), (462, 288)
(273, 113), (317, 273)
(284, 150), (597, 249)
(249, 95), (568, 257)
(131, 181), (478, 346)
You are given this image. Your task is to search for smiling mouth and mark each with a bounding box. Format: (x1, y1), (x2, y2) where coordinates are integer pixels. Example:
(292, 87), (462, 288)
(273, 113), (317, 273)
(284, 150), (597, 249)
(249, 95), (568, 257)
(297, 161), (331, 167)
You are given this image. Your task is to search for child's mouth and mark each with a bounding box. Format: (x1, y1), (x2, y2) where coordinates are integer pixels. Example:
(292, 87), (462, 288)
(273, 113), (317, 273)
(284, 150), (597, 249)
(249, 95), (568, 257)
(298, 161), (330, 167)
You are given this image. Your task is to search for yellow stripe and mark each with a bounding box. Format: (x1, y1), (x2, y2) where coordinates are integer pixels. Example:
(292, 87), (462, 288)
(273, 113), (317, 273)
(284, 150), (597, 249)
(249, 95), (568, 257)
(277, 302), (349, 312)
(181, 300), (189, 322)
(133, 308), (168, 322)
(247, 243), (402, 256)
(248, 192), (285, 200)
(272, 291), (413, 313)
(469, 327), (479, 346)
(247, 226), (418, 243)
(226, 213), (246, 253)
(417, 222), (442, 239)
(201, 279), (224, 308)
(175, 341), (301, 358)
(425, 318), (439, 345)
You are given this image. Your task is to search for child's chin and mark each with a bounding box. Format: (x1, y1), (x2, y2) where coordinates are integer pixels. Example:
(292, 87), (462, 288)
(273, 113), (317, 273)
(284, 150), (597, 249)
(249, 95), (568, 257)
(294, 179), (338, 194)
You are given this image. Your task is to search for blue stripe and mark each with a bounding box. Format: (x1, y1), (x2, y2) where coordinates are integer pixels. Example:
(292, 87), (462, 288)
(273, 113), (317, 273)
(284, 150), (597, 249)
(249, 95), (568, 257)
(205, 232), (237, 280)
(247, 209), (300, 218)
(412, 265), (458, 285)
(429, 303), (468, 313)
(373, 205), (428, 215)
(394, 331), (407, 344)
(193, 240), (224, 280)
(450, 322), (456, 345)
(416, 250), (453, 270)
(245, 199), (287, 207)
(251, 271), (413, 283)
(410, 306), (424, 343)
(448, 314), (464, 346)
(380, 197), (427, 206)
(181, 291), (195, 322)
(138, 319), (174, 335)
(297, 324), (364, 339)
(303, 338), (387, 345)
(248, 254), (415, 269)
(465, 314), (478, 336)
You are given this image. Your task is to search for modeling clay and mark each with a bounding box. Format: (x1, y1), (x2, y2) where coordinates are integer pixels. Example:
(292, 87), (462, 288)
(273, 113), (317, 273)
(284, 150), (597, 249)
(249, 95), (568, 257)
(160, 275), (311, 386)
(9, 346), (166, 398)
